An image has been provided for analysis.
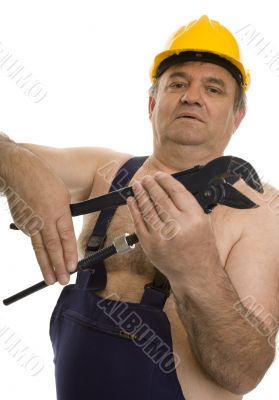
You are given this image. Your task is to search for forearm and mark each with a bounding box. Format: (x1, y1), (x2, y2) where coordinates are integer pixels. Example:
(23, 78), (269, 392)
(0, 132), (20, 188)
(171, 256), (275, 395)
(0, 133), (49, 189)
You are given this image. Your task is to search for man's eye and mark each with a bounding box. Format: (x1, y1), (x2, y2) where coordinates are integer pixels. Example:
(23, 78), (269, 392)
(207, 87), (222, 94)
(169, 82), (187, 89)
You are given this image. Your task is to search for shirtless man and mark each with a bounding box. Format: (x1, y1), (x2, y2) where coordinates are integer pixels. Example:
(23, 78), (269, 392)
(1, 15), (279, 400)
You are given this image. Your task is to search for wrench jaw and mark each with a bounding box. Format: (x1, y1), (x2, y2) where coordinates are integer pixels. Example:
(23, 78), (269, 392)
(188, 156), (264, 197)
(201, 156), (263, 194)
(196, 180), (260, 212)
(221, 156), (264, 194)
(189, 156), (263, 212)
(213, 181), (260, 209)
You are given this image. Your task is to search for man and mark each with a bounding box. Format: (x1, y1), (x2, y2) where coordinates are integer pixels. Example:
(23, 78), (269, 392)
(1, 15), (279, 399)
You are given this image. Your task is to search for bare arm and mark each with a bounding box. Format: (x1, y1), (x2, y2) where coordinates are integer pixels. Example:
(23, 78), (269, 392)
(171, 182), (279, 395)
(0, 132), (79, 285)
(172, 253), (276, 395)
(1, 131), (131, 285)
(126, 173), (279, 396)
(19, 143), (122, 203)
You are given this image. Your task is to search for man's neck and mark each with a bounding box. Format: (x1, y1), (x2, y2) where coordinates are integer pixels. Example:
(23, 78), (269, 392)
(146, 147), (224, 174)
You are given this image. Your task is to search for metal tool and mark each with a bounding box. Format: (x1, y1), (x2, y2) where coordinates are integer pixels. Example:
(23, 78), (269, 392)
(3, 155), (263, 305)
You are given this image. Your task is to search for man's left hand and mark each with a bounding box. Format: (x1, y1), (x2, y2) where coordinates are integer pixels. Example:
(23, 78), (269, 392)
(127, 171), (219, 282)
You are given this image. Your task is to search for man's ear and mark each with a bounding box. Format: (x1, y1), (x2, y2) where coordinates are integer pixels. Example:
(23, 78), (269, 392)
(232, 108), (246, 133)
(148, 96), (156, 120)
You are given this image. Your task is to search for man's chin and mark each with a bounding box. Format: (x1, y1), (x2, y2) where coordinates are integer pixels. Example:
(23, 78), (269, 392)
(166, 129), (206, 146)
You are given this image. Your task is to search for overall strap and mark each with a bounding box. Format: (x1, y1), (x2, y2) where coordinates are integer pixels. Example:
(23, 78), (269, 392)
(76, 155), (149, 290)
(140, 271), (171, 309)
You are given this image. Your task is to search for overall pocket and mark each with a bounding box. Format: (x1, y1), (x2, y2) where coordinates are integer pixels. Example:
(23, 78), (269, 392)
(62, 309), (140, 341)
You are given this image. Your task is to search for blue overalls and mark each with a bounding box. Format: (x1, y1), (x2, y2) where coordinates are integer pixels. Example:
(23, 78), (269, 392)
(49, 156), (185, 400)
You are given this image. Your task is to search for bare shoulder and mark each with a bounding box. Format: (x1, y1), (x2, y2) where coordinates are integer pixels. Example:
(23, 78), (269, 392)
(209, 178), (279, 269)
(232, 178), (279, 228)
(223, 178), (279, 274)
(222, 178), (279, 257)
(93, 147), (136, 187)
(71, 146), (134, 201)
(95, 147), (134, 171)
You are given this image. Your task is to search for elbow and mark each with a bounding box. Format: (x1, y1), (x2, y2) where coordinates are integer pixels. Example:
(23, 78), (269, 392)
(212, 374), (264, 395)
(228, 373), (267, 396)
(223, 355), (275, 395)
(228, 378), (261, 396)
(209, 351), (275, 395)
(204, 369), (264, 395)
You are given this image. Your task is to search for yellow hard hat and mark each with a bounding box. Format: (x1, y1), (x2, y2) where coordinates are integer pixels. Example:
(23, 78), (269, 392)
(150, 15), (250, 90)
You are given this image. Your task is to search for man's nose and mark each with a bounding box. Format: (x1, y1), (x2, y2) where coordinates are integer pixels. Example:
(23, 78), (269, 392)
(180, 83), (202, 106)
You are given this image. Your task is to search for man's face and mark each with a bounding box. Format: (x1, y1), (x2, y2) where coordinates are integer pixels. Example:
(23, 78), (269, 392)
(149, 61), (245, 155)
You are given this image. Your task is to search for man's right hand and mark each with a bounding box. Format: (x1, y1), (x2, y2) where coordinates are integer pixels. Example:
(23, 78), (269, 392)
(5, 146), (78, 286)
(1, 133), (130, 286)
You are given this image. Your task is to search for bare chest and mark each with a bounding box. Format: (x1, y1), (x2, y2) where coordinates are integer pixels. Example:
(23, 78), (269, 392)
(77, 167), (157, 299)
(77, 160), (242, 301)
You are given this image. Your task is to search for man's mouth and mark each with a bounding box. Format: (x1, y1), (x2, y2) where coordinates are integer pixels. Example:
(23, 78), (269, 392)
(176, 113), (204, 123)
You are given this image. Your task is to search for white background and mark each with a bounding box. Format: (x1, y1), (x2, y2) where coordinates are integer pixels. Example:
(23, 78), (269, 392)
(0, 0), (279, 398)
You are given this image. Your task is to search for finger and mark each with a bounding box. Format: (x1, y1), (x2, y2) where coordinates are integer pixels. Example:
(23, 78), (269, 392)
(31, 232), (57, 285)
(132, 181), (164, 231)
(41, 223), (70, 285)
(154, 171), (201, 212)
(140, 175), (176, 222)
(56, 211), (78, 273)
(127, 196), (149, 234)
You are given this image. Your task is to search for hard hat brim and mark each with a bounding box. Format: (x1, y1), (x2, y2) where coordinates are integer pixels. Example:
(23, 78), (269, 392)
(151, 49), (250, 90)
